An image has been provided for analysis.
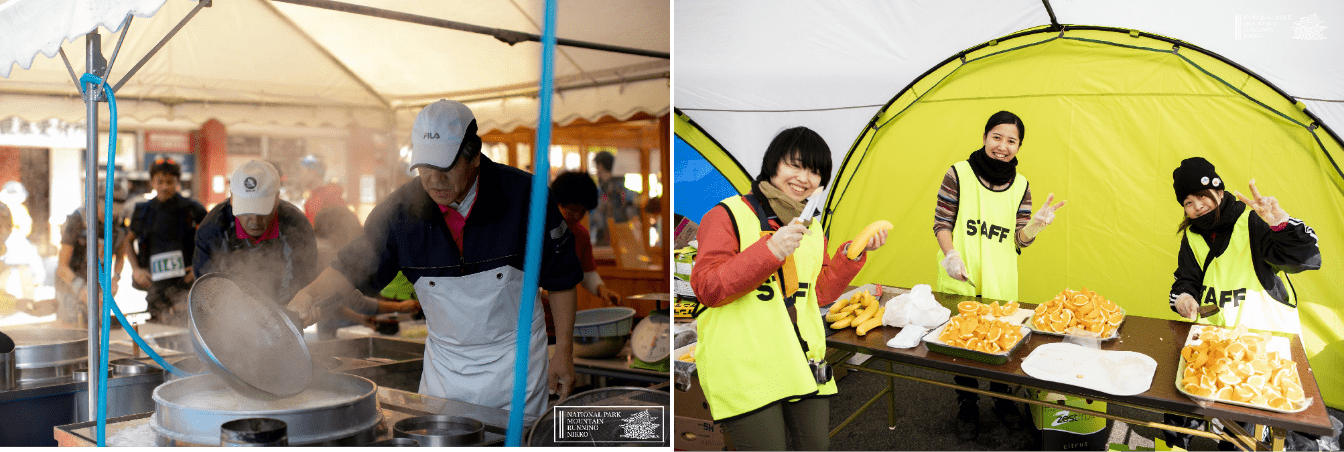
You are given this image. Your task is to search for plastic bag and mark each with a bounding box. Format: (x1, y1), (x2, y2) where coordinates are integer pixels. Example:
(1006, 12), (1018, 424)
(886, 325), (928, 349)
(882, 284), (949, 328)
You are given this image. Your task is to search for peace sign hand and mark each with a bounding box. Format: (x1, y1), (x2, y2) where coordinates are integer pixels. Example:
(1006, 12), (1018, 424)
(1022, 193), (1067, 240)
(1233, 179), (1289, 227)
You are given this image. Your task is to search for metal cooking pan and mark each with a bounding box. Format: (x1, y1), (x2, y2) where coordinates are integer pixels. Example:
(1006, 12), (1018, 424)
(187, 272), (312, 400)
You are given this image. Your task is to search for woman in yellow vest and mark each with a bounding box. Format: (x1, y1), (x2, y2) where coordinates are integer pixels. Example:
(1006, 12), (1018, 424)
(691, 127), (886, 450)
(1161, 157), (1321, 450)
(932, 111), (1066, 439)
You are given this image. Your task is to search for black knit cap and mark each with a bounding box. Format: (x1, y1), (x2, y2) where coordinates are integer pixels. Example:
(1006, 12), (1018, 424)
(1172, 157), (1224, 204)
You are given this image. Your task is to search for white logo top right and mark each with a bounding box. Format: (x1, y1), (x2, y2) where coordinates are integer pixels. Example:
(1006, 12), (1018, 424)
(1292, 14), (1327, 40)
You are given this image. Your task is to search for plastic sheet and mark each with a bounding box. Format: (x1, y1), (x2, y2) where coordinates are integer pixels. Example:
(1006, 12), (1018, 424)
(882, 284), (949, 329)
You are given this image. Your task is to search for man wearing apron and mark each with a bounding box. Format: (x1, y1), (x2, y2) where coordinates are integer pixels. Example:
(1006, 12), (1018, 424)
(194, 160), (320, 306)
(287, 100), (583, 422)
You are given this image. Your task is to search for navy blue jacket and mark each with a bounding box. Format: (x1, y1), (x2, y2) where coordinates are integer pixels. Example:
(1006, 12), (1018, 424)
(194, 199), (319, 304)
(333, 156), (582, 293)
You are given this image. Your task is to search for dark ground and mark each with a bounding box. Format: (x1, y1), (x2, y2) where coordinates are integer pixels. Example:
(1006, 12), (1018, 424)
(820, 355), (1342, 451)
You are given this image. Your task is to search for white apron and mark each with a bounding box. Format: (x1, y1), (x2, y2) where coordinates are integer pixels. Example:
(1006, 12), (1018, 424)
(414, 266), (550, 422)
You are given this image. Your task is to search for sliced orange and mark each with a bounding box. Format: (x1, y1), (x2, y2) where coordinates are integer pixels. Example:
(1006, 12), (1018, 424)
(1215, 386), (1234, 401)
(1268, 397), (1292, 411)
(986, 325), (1003, 343)
(1225, 342), (1247, 360)
(957, 301), (980, 316)
(976, 303), (991, 317)
(1003, 301), (1019, 313)
(1233, 385), (1256, 402)
(984, 342), (1001, 354)
(965, 337), (982, 351)
(1217, 372), (1242, 387)
(1282, 381), (1305, 402)
(1245, 374), (1267, 388)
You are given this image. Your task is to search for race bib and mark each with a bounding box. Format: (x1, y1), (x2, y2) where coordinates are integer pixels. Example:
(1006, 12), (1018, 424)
(149, 250), (186, 281)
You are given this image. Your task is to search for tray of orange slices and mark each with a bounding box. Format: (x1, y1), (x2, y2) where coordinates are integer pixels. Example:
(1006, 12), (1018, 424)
(1028, 288), (1126, 340)
(1175, 324), (1309, 413)
(922, 300), (1031, 365)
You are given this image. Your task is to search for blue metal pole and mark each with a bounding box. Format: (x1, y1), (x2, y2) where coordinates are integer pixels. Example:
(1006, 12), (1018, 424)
(506, 0), (557, 445)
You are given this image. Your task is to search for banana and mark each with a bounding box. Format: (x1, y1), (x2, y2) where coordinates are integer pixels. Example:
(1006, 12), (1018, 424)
(830, 296), (854, 312)
(846, 220), (894, 260)
(825, 310), (851, 322)
(831, 317), (855, 329)
(856, 308), (886, 336)
(853, 302), (879, 326)
(841, 303), (862, 314)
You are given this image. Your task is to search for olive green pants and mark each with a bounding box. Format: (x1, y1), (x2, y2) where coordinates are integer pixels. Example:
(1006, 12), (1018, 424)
(720, 397), (829, 451)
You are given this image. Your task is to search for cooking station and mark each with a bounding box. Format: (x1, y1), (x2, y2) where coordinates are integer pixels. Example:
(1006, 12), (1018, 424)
(53, 385), (508, 447)
(0, 321), (501, 446)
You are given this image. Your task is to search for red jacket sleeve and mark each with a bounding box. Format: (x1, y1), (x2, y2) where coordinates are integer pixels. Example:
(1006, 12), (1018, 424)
(689, 205), (782, 307)
(815, 240), (867, 305)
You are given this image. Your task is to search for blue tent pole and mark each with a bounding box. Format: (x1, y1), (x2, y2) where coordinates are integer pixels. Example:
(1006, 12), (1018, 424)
(506, 0), (557, 446)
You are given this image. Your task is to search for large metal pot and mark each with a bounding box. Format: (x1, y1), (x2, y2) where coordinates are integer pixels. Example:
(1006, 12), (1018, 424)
(151, 372), (380, 446)
(8, 328), (87, 382)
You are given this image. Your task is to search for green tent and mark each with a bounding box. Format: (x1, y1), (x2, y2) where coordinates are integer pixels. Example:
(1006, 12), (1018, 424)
(824, 26), (1344, 408)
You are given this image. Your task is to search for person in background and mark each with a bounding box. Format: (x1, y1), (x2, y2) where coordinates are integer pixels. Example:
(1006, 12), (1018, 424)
(56, 181), (129, 328)
(300, 155), (349, 226)
(589, 151), (639, 246)
(286, 99), (583, 422)
(193, 160), (318, 305)
(1161, 157), (1321, 450)
(550, 171), (622, 309)
(691, 126), (887, 450)
(127, 159), (207, 325)
(311, 206), (419, 340)
(932, 111), (1065, 438)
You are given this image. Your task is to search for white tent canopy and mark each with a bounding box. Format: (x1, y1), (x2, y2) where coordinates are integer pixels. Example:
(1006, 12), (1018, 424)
(675, 0), (1344, 179)
(0, 0), (669, 136)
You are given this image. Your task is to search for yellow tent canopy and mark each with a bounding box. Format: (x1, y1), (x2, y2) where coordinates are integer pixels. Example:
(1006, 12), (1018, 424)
(824, 26), (1344, 408)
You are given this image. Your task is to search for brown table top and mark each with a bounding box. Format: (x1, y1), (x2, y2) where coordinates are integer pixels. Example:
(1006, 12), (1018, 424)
(824, 287), (1333, 437)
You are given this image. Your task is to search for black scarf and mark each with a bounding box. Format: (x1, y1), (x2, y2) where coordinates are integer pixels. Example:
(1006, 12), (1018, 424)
(1190, 195), (1244, 234)
(967, 147), (1018, 186)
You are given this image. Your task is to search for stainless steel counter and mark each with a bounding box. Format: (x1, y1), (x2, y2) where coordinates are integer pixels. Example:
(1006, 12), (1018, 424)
(53, 386), (509, 447)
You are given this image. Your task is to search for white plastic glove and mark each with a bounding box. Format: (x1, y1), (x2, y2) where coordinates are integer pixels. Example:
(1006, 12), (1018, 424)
(766, 223), (811, 261)
(940, 249), (968, 282)
(1174, 293), (1199, 321)
(1022, 193), (1067, 240)
(1233, 179), (1289, 227)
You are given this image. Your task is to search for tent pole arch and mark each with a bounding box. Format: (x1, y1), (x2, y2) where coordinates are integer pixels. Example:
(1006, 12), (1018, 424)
(674, 108), (754, 194)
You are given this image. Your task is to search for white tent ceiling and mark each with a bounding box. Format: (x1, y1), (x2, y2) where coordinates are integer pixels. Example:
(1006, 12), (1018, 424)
(0, 0), (669, 138)
(675, 0), (1344, 179)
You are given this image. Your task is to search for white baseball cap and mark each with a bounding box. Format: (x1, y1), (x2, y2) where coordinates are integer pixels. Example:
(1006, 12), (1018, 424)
(230, 160), (280, 215)
(410, 99), (481, 171)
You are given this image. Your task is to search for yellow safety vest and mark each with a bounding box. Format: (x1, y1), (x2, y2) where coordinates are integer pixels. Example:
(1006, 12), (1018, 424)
(1186, 209), (1300, 335)
(936, 160), (1028, 301)
(695, 195), (836, 421)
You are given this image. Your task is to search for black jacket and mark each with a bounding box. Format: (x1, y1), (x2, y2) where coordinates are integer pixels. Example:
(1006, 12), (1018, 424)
(193, 199), (319, 304)
(1169, 209), (1320, 313)
(333, 155), (583, 293)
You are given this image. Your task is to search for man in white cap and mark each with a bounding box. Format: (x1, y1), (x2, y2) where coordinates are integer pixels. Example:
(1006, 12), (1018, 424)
(286, 99), (583, 422)
(194, 159), (318, 305)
